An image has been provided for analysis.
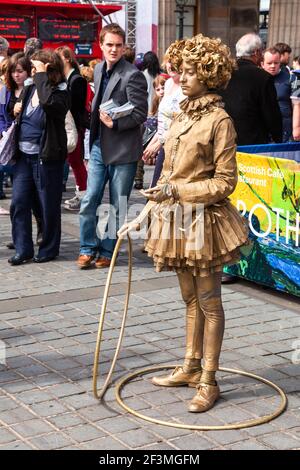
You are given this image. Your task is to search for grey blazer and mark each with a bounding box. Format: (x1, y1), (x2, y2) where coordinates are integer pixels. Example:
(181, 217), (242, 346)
(90, 57), (148, 165)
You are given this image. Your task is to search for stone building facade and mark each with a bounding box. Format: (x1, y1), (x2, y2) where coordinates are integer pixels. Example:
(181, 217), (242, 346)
(158, 0), (260, 59)
(158, 0), (300, 61)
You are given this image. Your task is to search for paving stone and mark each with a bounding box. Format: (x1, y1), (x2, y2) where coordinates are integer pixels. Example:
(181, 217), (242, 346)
(96, 416), (140, 434)
(29, 432), (75, 450)
(11, 419), (54, 438)
(78, 405), (118, 422)
(64, 424), (105, 443)
(0, 407), (36, 425)
(47, 413), (86, 429)
(170, 434), (215, 450)
(115, 428), (159, 448)
(229, 440), (271, 450)
(46, 383), (86, 398)
(83, 436), (127, 450)
(16, 364), (50, 378)
(0, 397), (19, 411)
(30, 400), (69, 417)
(0, 440), (34, 450)
(0, 428), (18, 444)
(258, 432), (300, 449)
(205, 429), (250, 445)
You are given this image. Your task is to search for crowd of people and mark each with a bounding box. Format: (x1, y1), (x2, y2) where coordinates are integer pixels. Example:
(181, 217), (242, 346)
(0, 29), (299, 266)
(0, 24), (299, 413)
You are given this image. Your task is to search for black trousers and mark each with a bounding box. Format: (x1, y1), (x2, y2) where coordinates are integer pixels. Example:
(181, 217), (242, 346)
(11, 153), (64, 259)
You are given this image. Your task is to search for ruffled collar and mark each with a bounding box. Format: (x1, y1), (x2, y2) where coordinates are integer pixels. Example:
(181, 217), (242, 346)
(179, 93), (224, 120)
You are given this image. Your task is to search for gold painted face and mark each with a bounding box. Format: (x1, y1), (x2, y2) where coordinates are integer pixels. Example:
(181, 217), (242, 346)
(180, 61), (208, 99)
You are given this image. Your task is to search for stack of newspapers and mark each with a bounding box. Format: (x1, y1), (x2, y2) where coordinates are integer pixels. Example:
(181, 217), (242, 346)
(99, 99), (134, 119)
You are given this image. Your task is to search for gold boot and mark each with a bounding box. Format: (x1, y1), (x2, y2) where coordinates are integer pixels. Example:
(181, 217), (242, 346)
(152, 366), (202, 388)
(188, 382), (220, 412)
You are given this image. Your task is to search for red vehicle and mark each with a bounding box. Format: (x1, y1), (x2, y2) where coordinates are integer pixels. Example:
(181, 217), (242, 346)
(0, 0), (122, 59)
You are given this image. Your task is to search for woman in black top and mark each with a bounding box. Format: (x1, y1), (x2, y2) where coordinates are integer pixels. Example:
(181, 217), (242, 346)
(9, 49), (69, 265)
(56, 46), (87, 209)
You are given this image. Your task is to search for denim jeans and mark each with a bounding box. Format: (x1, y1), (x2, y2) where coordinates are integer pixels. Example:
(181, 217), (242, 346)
(79, 139), (137, 259)
(11, 154), (63, 259)
(0, 163), (14, 197)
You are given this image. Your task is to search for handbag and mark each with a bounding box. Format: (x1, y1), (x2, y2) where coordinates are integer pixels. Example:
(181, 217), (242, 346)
(0, 120), (17, 165)
(65, 110), (78, 154)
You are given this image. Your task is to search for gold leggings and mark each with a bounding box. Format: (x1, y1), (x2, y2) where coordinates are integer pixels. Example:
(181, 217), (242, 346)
(177, 271), (224, 372)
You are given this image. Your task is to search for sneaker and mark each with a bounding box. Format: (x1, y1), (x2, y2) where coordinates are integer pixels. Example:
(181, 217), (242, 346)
(64, 194), (79, 206)
(64, 195), (81, 211)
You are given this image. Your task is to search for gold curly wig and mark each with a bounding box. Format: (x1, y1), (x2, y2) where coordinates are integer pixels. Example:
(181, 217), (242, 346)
(182, 34), (235, 89)
(164, 39), (186, 72)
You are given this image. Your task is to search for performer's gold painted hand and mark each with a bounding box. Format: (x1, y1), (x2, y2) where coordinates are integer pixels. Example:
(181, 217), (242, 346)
(118, 221), (140, 239)
(140, 184), (176, 203)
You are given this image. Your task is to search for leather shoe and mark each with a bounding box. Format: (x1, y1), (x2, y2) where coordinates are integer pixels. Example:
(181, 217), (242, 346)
(152, 366), (202, 388)
(77, 254), (95, 269)
(188, 382), (220, 413)
(95, 257), (111, 269)
(6, 241), (15, 250)
(8, 254), (33, 266)
(33, 256), (56, 263)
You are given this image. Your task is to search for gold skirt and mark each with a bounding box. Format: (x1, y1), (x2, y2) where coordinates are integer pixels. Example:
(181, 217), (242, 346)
(144, 200), (249, 277)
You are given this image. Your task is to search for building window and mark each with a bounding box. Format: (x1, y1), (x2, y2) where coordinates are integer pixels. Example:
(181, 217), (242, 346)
(259, 0), (270, 46)
(176, 0), (196, 40)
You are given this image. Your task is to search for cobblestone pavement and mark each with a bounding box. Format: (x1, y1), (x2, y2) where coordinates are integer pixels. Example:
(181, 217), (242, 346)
(0, 168), (299, 450)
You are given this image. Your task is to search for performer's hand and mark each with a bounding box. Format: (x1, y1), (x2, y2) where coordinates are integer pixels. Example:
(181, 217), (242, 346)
(118, 221), (140, 239)
(100, 110), (113, 129)
(140, 185), (175, 203)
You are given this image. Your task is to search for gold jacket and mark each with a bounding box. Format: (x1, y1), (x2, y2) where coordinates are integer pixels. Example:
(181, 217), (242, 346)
(144, 94), (249, 276)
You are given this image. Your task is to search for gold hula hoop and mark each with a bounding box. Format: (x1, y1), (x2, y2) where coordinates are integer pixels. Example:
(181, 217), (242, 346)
(93, 234), (287, 429)
(115, 365), (287, 430)
(92, 235), (132, 400)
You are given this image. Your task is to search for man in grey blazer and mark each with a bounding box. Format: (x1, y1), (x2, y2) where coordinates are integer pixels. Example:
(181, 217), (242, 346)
(78, 23), (148, 269)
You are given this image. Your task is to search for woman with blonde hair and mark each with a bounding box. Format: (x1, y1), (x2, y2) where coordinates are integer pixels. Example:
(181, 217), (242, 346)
(119, 34), (248, 413)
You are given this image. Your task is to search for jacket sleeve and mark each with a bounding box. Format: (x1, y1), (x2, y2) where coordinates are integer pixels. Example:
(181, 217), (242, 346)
(69, 74), (87, 124)
(175, 117), (238, 205)
(34, 72), (69, 119)
(117, 71), (148, 132)
(261, 78), (283, 143)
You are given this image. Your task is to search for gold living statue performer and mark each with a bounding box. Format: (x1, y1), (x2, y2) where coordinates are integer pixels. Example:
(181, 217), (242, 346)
(119, 34), (248, 413)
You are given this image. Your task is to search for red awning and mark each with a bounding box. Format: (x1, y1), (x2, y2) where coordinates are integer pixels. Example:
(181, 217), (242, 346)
(0, 0), (121, 16)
